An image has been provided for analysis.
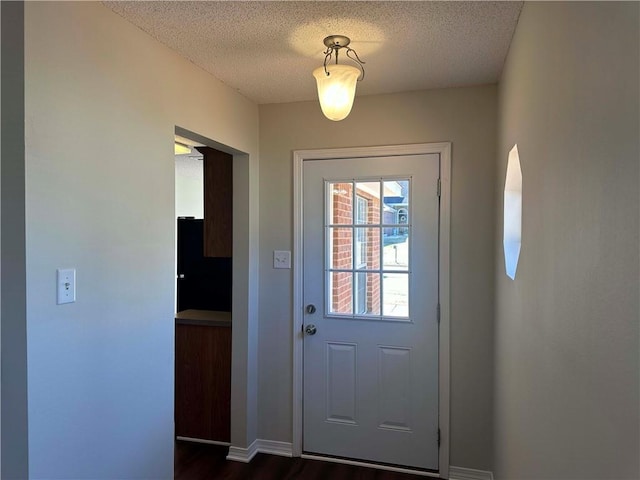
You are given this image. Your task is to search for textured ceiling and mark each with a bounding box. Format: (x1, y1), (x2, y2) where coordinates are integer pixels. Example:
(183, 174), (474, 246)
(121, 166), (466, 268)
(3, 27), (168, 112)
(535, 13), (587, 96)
(103, 1), (522, 104)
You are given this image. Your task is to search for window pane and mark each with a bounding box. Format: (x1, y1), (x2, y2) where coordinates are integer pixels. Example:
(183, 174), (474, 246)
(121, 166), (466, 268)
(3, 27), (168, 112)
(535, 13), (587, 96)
(329, 227), (352, 269)
(325, 178), (413, 320)
(355, 182), (380, 224)
(329, 182), (353, 225)
(383, 179), (409, 229)
(383, 273), (409, 317)
(382, 230), (409, 270)
(355, 227), (381, 270)
(330, 271), (353, 315)
(355, 272), (381, 315)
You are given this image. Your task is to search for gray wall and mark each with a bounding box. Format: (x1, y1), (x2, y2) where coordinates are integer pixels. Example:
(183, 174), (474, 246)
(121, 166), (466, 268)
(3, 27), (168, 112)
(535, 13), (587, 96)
(258, 85), (497, 470)
(1, 2), (29, 478)
(494, 2), (639, 479)
(24, 3), (259, 478)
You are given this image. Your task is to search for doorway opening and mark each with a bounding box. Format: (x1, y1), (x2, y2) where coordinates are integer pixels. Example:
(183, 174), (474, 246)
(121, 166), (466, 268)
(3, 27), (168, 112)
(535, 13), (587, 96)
(172, 127), (248, 455)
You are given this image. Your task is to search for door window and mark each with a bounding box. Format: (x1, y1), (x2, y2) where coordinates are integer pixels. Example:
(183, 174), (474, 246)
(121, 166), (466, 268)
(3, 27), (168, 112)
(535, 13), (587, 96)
(327, 179), (410, 320)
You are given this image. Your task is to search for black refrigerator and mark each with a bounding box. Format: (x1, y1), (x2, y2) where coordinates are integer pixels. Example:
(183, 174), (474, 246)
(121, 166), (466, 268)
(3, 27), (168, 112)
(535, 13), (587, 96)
(177, 217), (231, 312)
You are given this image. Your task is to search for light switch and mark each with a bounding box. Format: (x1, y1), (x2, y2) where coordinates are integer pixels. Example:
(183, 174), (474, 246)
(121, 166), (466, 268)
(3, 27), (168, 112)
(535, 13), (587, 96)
(57, 268), (76, 304)
(273, 250), (291, 269)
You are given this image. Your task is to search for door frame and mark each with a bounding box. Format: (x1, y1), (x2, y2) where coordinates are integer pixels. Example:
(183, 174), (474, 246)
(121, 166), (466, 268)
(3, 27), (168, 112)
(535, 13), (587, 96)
(292, 143), (451, 477)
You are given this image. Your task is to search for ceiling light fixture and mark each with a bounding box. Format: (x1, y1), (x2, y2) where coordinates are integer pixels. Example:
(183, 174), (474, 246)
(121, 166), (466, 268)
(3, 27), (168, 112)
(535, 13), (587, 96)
(174, 142), (191, 155)
(313, 35), (365, 122)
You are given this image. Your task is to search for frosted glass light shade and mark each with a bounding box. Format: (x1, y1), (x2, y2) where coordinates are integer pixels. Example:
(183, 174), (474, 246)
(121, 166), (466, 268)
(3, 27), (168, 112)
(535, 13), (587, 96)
(313, 64), (360, 121)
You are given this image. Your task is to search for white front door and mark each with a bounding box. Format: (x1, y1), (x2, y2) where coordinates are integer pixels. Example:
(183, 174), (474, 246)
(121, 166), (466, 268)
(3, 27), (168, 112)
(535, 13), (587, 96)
(302, 153), (440, 470)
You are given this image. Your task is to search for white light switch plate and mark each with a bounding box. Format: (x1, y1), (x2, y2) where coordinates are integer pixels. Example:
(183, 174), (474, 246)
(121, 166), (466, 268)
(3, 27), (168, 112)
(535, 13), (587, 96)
(57, 268), (76, 304)
(273, 250), (291, 269)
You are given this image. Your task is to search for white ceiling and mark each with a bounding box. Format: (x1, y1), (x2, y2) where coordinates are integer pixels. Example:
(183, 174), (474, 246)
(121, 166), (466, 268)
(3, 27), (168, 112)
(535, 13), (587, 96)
(103, 1), (522, 105)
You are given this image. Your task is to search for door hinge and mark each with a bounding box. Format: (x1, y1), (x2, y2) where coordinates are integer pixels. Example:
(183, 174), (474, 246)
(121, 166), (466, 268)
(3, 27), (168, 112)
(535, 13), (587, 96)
(437, 178), (441, 197)
(437, 303), (441, 324)
(438, 428), (441, 447)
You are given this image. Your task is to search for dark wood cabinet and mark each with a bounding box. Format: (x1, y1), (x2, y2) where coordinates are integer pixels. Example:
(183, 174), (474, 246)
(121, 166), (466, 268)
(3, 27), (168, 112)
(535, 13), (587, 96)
(175, 312), (231, 442)
(196, 147), (233, 258)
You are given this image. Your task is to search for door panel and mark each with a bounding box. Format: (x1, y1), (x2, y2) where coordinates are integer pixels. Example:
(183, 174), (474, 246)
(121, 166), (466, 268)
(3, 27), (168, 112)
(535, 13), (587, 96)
(302, 154), (440, 470)
(378, 346), (412, 431)
(326, 342), (357, 424)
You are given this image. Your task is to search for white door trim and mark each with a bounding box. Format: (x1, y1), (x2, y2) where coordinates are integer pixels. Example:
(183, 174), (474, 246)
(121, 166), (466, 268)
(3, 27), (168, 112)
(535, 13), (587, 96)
(292, 143), (451, 478)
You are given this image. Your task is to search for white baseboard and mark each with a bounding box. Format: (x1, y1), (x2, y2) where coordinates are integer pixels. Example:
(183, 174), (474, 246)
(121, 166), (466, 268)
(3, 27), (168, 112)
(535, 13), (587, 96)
(449, 466), (494, 480)
(255, 439), (293, 457)
(176, 436), (230, 447)
(226, 439), (293, 463)
(226, 439), (259, 463)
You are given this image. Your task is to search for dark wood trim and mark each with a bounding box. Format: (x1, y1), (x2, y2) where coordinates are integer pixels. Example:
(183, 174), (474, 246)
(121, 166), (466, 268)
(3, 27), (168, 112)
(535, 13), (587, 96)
(197, 147), (233, 257)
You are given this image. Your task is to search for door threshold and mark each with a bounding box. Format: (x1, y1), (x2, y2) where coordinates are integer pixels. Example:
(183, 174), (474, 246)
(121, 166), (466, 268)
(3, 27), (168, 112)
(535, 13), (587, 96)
(301, 452), (440, 477)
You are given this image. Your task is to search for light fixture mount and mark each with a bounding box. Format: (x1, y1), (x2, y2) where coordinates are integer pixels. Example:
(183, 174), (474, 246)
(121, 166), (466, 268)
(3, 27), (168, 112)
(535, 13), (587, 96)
(321, 35), (365, 80)
(323, 35), (351, 49)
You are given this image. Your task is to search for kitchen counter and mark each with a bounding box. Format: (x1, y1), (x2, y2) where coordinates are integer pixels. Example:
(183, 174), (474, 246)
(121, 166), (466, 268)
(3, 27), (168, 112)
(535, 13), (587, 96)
(175, 309), (231, 328)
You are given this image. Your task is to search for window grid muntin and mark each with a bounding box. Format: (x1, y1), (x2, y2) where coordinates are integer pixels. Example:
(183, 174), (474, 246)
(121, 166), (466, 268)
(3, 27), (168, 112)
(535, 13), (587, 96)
(354, 196), (368, 314)
(325, 178), (412, 320)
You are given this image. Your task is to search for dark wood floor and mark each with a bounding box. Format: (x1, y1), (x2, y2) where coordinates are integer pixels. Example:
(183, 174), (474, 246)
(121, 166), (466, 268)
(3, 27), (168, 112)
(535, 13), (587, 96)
(175, 441), (427, 480)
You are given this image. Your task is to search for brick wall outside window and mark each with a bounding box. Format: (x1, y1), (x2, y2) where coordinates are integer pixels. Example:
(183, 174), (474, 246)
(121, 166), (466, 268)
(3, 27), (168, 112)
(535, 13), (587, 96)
(331, 184), (353, 313)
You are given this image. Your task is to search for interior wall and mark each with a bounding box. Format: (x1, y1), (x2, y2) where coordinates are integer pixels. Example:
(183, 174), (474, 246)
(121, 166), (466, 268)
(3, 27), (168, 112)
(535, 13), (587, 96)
(24, 2), (259, 478)
(1, 2), (29, 478)
(258, 85), (497, 470)
(494, 3), (639, 479)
